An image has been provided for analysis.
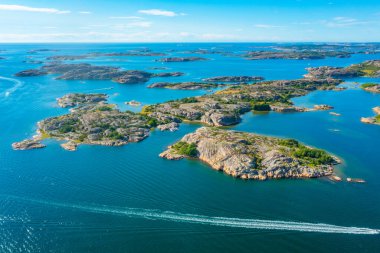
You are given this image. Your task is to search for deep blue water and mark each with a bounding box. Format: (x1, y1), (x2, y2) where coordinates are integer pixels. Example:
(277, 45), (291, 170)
(0, 43), (379, 253)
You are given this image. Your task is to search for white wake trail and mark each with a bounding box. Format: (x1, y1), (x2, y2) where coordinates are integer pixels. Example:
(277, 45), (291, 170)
(0, 76), (24, 97)
(4, 195), (379, 235)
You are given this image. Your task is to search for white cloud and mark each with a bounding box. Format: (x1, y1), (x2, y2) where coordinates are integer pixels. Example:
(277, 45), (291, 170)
(323, 17), (369, 27)
(254, 24), (285, 28)
(127, 21), (152, 28)
(200, 33), (235, 40)
(179, 32), (191, 37)
(79, 11), (91, 14)
(0, 4), (70, 14)
(109, 16), (144, 20)
(138, 9), (183, 17)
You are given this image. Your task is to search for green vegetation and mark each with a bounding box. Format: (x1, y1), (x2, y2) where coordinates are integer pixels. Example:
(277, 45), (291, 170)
(279, 138), (334, 165)
(147, 118), (158, 127)
(375, 115), (380, 123)
(361, 83), (377, 88)
(172, 141), (198, 157)
(279, 139), (300, 147)
(77, 133), (87, 142)
(292, 146), (335, 165)
(180, 97), (198, 103)
(348, 63), (380, 77)
(107, 130), (124, 140)
(252, 102), (271, 111)
(59, 125), (75, 133)
(97, 105), (113, 111)
(140, 105), (153, 115)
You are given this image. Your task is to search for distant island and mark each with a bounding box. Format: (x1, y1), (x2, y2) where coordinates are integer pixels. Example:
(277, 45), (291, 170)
(15, 62), (184, 84)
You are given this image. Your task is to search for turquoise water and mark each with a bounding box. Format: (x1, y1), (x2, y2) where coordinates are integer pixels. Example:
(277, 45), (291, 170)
(0, 43), (379, 252)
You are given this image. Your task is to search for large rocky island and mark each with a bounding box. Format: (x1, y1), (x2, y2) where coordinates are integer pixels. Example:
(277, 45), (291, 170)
(12, 94), (155, 151)
(243, 50), (351, 60)
(304, 60), (380, 79)
(142, 78), (340, 127)
(156, 57), (209, 62)
(15, 62), (184, 84)
(160, 127), (339, 180)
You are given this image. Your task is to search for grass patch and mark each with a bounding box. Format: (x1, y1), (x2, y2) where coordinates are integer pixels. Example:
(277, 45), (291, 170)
(172, 141), (198, 157)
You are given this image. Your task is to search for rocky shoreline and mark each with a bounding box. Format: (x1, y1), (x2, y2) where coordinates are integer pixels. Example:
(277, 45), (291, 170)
(160, 127), (339, 180)
(361, 83), (380, 93)
(361, 106), (380, 125)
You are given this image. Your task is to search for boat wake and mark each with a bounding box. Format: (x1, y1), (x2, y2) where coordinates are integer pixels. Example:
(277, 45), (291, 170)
(4, 195), (379, 235)
(0, 76), (24, 97)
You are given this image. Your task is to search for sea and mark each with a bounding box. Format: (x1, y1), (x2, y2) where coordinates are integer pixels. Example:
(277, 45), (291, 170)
(0, 43), (379, 252)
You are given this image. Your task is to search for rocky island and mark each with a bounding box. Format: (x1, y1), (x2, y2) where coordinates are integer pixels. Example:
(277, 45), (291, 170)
(202, 76), (264, 82)
(143, 78), (342, 127)
(12, 139), (46, 150)
(13, 94), (156, 151)
(361, 83), (380, 93)
(148, 82), (228, 90)
(57, 93), (108, 108)
(304, 60), (380, 79)
(361, 107), (380, 125)
(160, 127), (339, 180)
(156, 57), (209, 62)
(15, 63), (184, 84)
(243, 51), (351, 60)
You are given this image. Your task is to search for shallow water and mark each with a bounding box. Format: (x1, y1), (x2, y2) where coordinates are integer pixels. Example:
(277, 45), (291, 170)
(0, 43), (379, 252)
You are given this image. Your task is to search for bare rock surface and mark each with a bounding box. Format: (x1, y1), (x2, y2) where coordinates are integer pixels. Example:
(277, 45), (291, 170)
(160, 127), (338, 180)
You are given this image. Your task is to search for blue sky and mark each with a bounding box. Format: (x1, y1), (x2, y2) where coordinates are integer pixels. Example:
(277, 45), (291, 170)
(0, 0), (379, 42)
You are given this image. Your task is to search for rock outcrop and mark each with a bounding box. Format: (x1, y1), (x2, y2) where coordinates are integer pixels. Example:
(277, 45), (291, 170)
(202, 76), (264, 82)
(157, 122), (179, 131)
(15, 69), (48, 77)
(361, 106), (380, 125)
(156, 57), (208, 62)
(12, 139), (46, 150)
(57, 93), (107, 108)
(361, 83), (380, 93)
(160, 127), (338, 180)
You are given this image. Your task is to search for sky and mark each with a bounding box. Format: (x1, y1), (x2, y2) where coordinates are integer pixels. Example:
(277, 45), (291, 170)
(0, 0), (379, 42)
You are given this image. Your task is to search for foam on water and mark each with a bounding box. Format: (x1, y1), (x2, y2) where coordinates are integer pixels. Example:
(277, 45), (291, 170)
(4, 195), (379, 235)
(0, 76), (23, 97)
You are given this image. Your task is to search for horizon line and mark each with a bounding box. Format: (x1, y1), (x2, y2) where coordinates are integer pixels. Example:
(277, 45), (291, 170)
(1, 41), (380, 44)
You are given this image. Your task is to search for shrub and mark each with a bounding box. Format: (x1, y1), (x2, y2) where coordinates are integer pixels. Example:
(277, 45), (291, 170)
(361, 83), (377, 88)
(279, 139), (299, 147)
(252, 102), (271, 111)
(59, 125), (75, 133)
(97, 106), (112, 111)
(147, 118), (158, 127)
(180, 97), (198, 103)
(108, 130), (124, 140)
(172, 141), (198, 157)
(292, 146), (334, 165)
